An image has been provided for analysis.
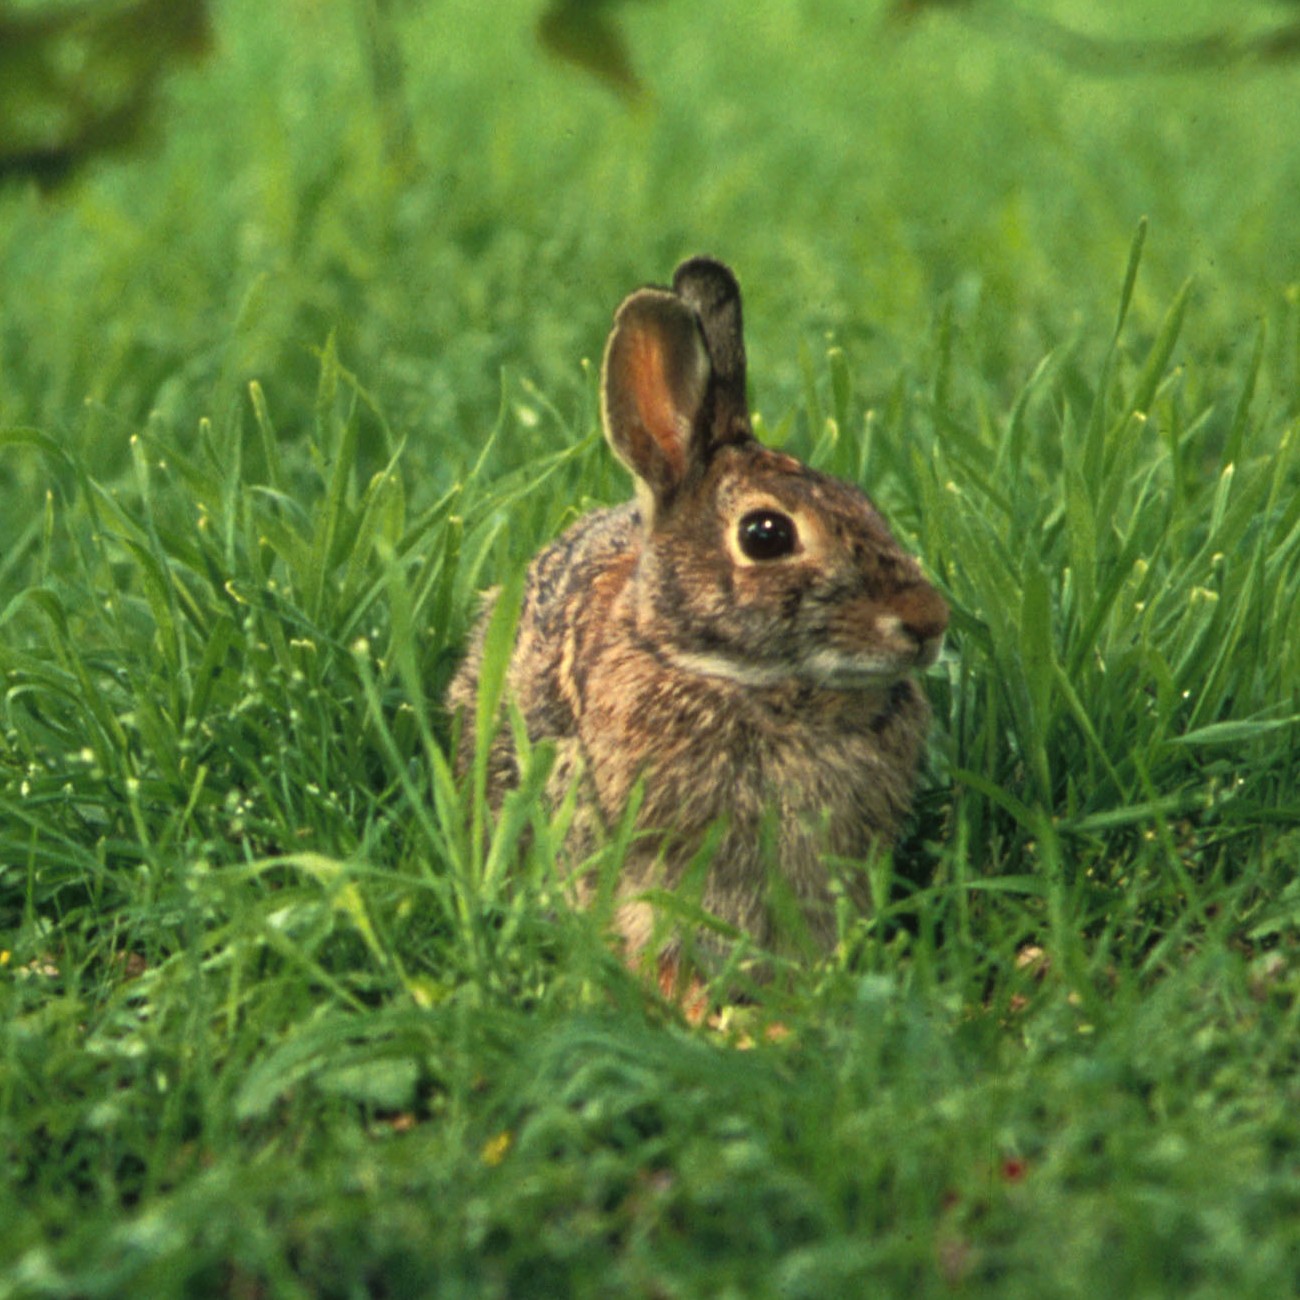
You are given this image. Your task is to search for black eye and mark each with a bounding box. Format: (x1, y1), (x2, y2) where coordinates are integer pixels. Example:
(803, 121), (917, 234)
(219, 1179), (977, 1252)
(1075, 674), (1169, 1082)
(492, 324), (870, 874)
(738, 510), (798, 561)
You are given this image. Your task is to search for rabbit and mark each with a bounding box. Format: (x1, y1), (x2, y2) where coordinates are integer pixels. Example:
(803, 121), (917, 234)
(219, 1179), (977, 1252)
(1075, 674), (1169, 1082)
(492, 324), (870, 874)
(447, 255), (948, 973)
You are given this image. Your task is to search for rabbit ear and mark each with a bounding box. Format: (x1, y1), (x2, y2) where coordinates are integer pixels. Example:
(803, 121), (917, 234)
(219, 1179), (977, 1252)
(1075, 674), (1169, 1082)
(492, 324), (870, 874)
(672, 256), (751, 447)
(601, 288), (712, 512)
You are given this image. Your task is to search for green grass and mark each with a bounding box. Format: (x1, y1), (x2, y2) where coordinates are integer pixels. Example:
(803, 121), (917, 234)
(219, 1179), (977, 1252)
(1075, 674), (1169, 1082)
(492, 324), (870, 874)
(2, 0), (1300, 1294)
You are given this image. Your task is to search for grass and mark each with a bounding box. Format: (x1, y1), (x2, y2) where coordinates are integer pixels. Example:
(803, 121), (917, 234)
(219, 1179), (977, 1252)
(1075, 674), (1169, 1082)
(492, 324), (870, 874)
(2, 0), (1300, 1294)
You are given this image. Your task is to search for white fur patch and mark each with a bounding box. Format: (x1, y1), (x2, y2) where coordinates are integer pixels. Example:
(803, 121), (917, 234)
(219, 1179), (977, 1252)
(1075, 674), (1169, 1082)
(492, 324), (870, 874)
(802, 647), (901, 686)
(664, 645), (904, 690)
(661, 648), (795, 688)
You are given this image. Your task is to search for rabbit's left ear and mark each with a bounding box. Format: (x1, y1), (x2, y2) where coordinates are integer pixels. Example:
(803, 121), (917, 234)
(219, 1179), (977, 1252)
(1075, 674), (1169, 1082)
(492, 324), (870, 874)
(601, 288), (711, 513)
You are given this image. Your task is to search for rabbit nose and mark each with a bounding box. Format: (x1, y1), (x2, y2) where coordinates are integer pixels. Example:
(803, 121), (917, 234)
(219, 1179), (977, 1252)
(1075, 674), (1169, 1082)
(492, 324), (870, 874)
(896, 586), (950, 648)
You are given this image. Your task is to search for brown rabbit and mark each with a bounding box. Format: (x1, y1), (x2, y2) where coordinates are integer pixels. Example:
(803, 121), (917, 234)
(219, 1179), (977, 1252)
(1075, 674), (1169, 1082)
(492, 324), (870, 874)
(448, 256), (948, 970)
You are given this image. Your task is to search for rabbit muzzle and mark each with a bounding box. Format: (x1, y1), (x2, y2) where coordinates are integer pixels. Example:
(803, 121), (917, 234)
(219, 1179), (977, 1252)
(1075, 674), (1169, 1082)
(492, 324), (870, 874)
(802, 579), (948, 683)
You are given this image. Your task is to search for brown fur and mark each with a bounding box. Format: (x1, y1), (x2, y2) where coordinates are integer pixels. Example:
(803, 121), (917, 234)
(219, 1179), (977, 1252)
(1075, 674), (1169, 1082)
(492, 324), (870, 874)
(446, 257), (948, 964)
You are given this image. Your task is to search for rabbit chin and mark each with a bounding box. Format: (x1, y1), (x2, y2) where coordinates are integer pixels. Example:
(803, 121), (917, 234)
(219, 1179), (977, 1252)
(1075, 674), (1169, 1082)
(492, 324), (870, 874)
(662, 645), (913, 691)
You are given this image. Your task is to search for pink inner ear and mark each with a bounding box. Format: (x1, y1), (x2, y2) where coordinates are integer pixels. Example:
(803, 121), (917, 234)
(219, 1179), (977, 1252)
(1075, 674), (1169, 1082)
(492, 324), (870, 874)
(628, 329), (687, 482)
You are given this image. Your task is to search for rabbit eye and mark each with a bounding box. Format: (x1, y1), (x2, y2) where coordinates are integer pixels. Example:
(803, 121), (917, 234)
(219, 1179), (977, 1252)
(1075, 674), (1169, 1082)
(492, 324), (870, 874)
(738, 510), (797, 560)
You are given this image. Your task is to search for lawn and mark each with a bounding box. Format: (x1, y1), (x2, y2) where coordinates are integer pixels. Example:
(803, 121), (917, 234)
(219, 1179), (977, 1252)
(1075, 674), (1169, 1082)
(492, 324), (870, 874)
(1, 0), (1299, 1294)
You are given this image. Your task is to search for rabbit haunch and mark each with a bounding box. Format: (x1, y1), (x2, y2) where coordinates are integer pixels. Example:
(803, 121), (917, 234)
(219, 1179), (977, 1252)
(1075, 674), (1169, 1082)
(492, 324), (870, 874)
(448, 256), (948, 958)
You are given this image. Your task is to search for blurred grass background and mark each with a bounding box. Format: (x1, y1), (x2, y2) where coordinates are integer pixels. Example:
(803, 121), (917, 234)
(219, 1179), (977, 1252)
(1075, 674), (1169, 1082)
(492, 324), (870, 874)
(7, 0), (1300, 449)
(1, 0), (1299, 1294)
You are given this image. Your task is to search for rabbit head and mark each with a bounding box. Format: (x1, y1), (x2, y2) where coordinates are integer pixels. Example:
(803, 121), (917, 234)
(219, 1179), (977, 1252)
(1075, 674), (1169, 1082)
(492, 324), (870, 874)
(600, 256), (949, 697)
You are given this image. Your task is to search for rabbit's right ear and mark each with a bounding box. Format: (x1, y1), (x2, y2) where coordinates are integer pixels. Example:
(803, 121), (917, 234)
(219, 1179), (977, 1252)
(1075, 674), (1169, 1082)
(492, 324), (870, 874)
(601, 288), (711, 514)
(672, 256), (751, 447)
